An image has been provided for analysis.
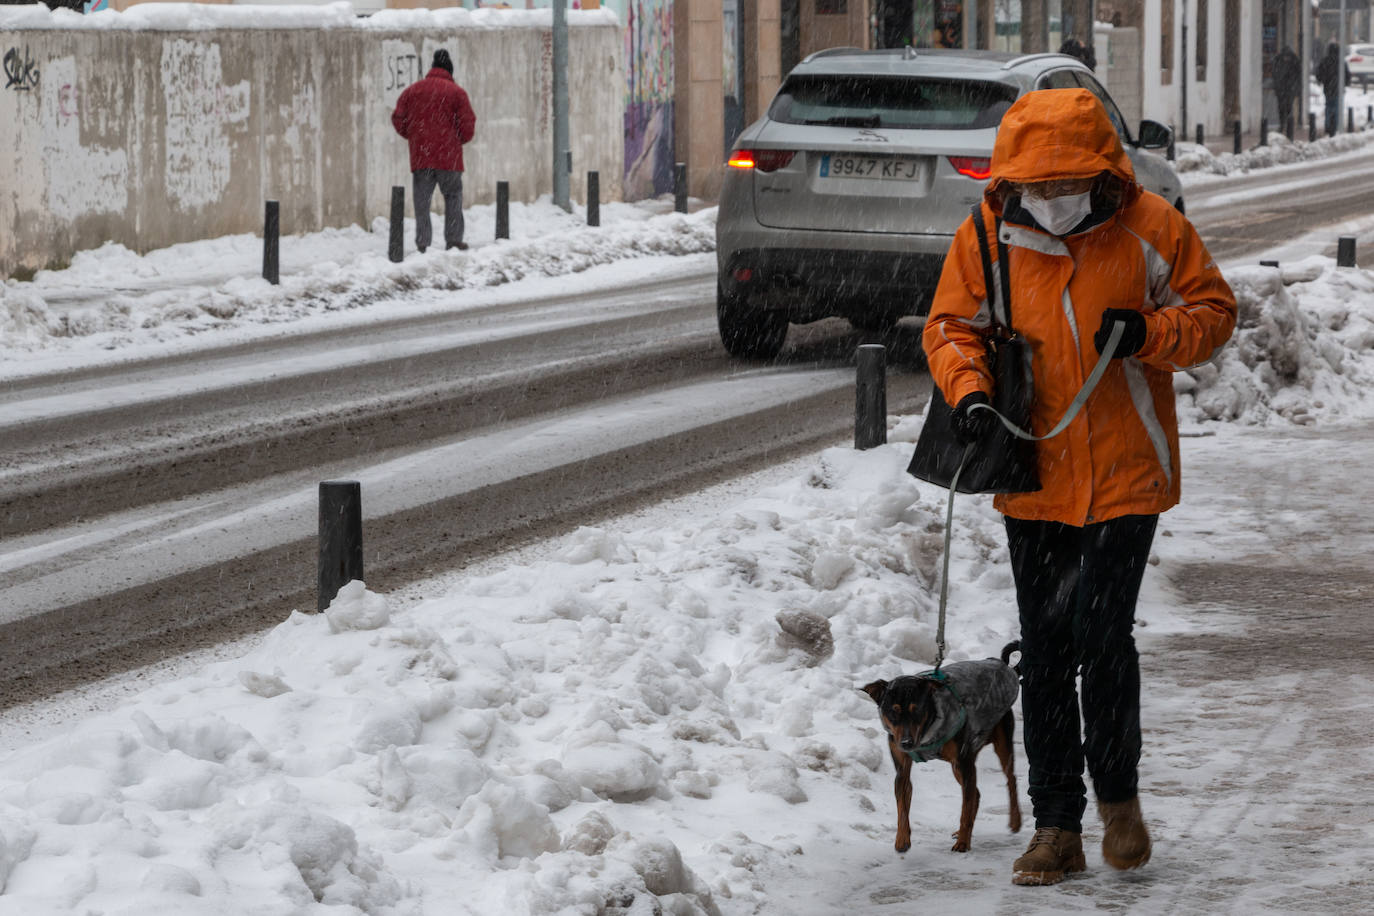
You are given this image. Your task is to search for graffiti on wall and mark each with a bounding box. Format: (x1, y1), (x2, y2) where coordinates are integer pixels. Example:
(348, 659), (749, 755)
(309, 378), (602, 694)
(624, 0), (674, 200)
(384, 51), (423, 95)
(161, 40), (251, 211)
(38, 57), (129, 221)
(4, 46), (40, 91)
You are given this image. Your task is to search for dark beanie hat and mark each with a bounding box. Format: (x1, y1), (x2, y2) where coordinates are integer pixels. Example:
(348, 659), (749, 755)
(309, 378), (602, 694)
(433, 50), (453, 74)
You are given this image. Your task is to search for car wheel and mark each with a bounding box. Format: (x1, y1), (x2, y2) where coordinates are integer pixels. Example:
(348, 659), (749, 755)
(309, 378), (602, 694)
(717, 282), (787, 360)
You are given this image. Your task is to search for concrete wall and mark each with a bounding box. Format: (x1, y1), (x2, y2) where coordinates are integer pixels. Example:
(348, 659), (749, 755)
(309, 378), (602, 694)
(0, 16), (623, 278)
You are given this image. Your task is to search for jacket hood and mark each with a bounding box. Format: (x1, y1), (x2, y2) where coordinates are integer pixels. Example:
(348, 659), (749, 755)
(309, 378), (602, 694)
(986, 88), (1136, 205)
(425, 67), (455, 82)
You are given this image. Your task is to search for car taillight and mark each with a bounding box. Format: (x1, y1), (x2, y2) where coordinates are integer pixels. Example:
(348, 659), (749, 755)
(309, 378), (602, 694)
(948, 156), (992, 180)
(727, 150), (796, 172)
(1352, 55), (1364, 62)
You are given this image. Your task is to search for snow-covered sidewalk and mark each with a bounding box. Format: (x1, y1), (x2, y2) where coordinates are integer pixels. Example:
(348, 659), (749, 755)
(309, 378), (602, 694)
(0, 196), (716, 380)
(0, 250), (1372, 912)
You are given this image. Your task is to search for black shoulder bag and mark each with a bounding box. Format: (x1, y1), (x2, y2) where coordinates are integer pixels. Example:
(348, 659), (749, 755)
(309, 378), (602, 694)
(907, 205), (1041, 494)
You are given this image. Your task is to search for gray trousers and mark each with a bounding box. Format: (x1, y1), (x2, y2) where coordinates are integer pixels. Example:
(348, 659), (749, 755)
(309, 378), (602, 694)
(413, 168), (464, 250)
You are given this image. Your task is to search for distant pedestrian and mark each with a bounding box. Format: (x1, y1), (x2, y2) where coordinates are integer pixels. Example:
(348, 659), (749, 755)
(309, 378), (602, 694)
(1272, 45), (1301, 138)
(391, 49), (477, 253)
(1059, 36), (1096, 72)
(1315, 41), (1349, 137)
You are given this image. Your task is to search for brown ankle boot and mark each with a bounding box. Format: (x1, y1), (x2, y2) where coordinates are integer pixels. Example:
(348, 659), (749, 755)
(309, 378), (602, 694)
(1011, 827), (1087, 886)
(1098, 798), (1152, 869)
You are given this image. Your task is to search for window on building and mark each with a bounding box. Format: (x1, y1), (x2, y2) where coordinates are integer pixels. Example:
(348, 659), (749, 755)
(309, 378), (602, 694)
(1161, 0), (1174, 85)
(1196, 0), (1209, 80)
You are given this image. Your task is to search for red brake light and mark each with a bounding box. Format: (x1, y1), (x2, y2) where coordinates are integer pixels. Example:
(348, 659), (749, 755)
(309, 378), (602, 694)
(727, 149), (795, 172)
(948, 156), (992, 180)
(1353, 55), (1364, 62)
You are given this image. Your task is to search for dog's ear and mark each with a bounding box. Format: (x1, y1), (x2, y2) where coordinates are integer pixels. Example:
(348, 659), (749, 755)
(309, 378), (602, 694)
(861, 680), (887, 704)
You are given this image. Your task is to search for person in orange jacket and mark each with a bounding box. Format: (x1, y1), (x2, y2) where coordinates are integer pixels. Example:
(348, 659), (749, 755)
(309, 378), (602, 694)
(923, 89), (1236, 886)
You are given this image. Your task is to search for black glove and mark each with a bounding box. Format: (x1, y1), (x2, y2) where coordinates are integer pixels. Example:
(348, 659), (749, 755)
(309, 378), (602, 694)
(950, 391), (997, 446)
(1094, 309), (1147, 358)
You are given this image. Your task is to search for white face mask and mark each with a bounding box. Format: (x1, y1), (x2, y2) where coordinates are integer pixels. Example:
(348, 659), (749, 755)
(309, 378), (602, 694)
(1020, 190), (1093, 236)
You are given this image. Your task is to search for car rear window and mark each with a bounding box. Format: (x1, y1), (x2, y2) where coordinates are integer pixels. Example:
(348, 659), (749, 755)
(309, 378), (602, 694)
(767, 76), (1018, 130)
(1355, 46), (1374, 55)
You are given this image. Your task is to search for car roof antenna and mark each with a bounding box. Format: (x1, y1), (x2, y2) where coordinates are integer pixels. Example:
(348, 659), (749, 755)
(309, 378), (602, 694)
(903, 45), (918, 60)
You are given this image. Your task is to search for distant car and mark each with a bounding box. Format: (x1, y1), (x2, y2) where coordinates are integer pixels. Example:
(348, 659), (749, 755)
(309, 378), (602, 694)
(715, 48), (1183, 359)
(1347, 44), (1374, 88)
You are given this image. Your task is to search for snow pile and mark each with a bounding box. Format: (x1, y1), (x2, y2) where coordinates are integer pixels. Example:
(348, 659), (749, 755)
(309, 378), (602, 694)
(0, 3), (618, 31)
(1, 199), (715, 356)
(1178, 256), (1374, 426)
(1174, 128), (1374, 177)
(1176, 80), (1374, 178)
(0, 443), (1018, 914)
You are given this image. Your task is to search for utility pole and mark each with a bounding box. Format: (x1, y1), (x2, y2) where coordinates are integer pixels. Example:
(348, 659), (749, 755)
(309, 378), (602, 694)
(1181, 0), (1189, 145)
(1339, 0), (1348, 132)
(552, 0), (571, 211)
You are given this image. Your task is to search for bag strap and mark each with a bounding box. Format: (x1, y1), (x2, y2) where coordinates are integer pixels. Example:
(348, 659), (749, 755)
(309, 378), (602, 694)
(969, 204), (1011, 330)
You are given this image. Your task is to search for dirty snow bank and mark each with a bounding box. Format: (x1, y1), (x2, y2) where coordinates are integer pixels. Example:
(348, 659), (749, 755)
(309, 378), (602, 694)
(0, 199), (715, 362)
(1179, 257), (1374, 426)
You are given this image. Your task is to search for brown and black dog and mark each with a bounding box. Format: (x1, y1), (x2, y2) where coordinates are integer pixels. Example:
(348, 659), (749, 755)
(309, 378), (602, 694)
(861, 641), (1022, 853)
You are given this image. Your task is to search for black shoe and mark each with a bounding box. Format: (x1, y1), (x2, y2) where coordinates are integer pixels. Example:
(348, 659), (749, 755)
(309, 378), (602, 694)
(417, 245), (427, 254)
(447, 242), (469, 251)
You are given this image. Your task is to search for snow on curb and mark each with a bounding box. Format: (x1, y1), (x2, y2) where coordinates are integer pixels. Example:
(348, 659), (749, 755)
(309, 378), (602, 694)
(0, 200), (715, 354)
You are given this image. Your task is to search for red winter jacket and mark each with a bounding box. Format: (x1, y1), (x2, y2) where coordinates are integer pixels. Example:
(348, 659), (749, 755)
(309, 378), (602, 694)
(391, 68), (477, 173)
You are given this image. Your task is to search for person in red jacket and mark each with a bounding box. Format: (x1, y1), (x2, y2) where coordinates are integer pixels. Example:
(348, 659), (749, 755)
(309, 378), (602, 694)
(391, 50), (477, 252)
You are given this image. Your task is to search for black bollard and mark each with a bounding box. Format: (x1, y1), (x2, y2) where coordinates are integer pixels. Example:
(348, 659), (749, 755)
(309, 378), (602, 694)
(1337, 236), (1357, 268)
(1309, 112), (1318, 142)
(496, 180), (509, 240)
(1195, 123), (1204, 145)
(1368, 105), (1372, 129)
(263, 200), (279, 285)
(388, 185), (404, 263)
(1349, 107), (1356, 133)
(587, 170), (600, 227)
(674, 161), (688, 213)
(855, 344), (887, 450)
(1233, 120), (1242, 154)
(318, 480), (363, 612)
(1259, 117), (1268, 145)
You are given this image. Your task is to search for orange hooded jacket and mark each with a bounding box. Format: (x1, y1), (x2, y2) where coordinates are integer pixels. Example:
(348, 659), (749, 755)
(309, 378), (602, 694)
(922, 89), (1236, 525)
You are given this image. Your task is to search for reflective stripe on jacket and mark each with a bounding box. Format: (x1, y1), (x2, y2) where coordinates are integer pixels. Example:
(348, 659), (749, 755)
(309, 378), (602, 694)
(922, 89), (1237, 525)
(391, 68), (477, 173)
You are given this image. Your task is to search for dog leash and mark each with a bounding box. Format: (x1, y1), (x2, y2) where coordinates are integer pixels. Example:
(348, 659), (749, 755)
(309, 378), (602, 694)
(931, 321), (1125, 672)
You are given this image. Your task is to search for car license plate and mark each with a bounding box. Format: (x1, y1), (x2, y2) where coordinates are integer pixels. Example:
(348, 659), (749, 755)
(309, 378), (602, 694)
(819, 154), (923, 180)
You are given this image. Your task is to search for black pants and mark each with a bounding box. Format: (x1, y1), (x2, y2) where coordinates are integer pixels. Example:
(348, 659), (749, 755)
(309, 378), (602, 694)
(1005, 513), (1158, 834)
(413, 168), (464, 250)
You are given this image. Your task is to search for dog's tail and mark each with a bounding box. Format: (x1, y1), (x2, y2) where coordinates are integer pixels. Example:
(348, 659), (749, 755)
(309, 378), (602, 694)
(1001, 640), (1022, 674)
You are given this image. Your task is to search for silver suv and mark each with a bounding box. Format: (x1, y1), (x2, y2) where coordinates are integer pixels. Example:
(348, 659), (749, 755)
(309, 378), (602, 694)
(715, 48), (1182, 358)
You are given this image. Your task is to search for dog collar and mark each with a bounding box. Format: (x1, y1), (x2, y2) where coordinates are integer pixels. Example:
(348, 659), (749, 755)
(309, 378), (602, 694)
(904, 670), (968, 763)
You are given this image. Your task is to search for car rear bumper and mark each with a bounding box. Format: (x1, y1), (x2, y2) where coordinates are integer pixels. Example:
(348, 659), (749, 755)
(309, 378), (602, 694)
(717, 226), (955, 319)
